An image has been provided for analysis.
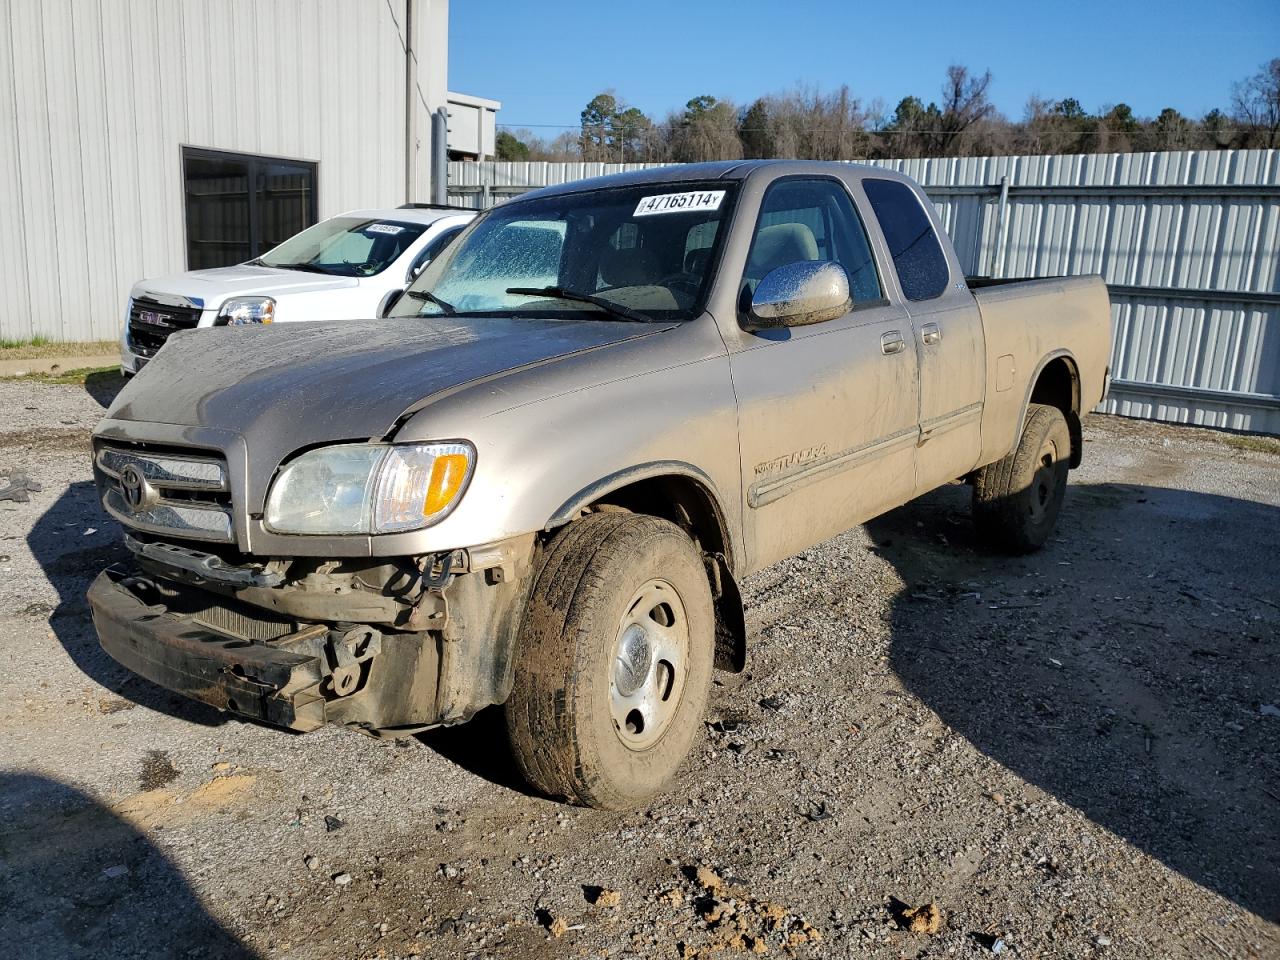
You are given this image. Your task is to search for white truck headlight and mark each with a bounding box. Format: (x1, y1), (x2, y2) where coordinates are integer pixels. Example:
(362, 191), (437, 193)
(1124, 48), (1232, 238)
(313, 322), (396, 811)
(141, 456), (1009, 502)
(264, 442), (475, 535)
(217, 296), (275, 325)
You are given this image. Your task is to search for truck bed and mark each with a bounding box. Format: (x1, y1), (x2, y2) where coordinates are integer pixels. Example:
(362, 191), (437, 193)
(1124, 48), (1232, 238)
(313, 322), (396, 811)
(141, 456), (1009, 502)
(965, 274), (1113, 467)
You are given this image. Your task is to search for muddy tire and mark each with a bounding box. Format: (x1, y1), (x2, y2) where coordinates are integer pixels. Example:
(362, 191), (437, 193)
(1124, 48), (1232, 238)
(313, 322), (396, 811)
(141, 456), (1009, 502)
(972, 403), (1071, 554)
(505, 513), (715, 809)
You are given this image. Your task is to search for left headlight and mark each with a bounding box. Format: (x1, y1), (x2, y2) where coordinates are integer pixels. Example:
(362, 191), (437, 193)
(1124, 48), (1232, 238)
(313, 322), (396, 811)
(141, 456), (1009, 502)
(217, 296), (275, 326)
(264, 442), (475, 535)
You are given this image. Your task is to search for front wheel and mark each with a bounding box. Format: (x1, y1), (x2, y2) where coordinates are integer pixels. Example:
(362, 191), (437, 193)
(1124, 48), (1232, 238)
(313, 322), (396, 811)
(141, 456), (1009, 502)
(505, 513), (715, 809)
(972, 403), (1071, 553)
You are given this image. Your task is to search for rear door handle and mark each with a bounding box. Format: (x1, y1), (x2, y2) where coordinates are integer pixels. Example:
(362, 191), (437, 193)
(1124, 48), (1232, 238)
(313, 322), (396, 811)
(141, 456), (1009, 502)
(921, 322), (942, 345)
(881, 331), (906, 355)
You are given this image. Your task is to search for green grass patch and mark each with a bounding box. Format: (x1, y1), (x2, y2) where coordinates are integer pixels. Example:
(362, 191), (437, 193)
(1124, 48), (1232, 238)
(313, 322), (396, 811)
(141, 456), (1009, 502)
(4, 365), (122, 386)
(1220, 433), (1280, 455)
(0, 339), (117, 359)
(0, 335), (51, 349)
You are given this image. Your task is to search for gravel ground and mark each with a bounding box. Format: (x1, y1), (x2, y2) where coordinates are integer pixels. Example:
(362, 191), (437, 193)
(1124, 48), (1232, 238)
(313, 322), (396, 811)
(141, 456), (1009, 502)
(1, 375), (1277, 960)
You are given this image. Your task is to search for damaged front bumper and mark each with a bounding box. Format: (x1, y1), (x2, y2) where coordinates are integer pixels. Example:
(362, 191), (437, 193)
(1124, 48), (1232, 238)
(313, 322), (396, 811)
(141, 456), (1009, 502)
(87, 534), (536, 735)
(89, 566), (349, 730)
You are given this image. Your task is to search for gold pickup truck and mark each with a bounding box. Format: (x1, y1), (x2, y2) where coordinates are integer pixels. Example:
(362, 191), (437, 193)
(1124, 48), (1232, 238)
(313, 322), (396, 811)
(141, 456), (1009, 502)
(88, 161), (1112, 808)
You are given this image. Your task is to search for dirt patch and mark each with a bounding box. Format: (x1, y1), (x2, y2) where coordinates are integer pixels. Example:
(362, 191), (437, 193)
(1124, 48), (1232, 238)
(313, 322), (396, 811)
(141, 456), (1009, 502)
(138, 750), (179, 791)
(112, 774), (258, 830)
(0, 426), (90, 454)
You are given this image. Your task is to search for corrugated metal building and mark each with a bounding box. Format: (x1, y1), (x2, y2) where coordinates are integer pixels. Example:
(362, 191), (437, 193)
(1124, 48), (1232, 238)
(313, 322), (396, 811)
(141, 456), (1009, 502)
(449, 151), (1280, 433)
(0, 0), (468, 344)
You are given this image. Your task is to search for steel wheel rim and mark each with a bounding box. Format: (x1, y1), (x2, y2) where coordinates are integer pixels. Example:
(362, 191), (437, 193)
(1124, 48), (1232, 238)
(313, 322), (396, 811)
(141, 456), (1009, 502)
(608, 578), (689, 751)
(1029, 437), (1059, 522)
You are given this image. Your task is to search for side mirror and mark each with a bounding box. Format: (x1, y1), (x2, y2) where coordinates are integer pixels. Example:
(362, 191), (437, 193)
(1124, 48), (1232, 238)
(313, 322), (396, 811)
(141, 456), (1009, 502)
(381, 289), (405, 318)
(746, 261), (851, 330)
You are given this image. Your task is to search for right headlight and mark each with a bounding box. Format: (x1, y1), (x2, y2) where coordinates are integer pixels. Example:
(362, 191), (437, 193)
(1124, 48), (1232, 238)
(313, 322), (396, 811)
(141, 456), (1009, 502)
(264, 441), (475, 535)
(217, 296), (275, 326)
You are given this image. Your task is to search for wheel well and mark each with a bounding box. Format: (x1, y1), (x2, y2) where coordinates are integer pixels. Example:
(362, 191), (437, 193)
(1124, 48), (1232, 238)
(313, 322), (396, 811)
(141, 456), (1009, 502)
(586, 475), (728, 561)
(575, 474), (745, 673)
(1029, 356), (1083, 467)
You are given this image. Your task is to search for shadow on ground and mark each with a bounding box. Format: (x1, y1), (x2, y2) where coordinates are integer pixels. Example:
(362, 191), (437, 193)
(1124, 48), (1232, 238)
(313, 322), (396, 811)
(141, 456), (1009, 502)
(27, 481), (230, 726)
(0, 771), (255, 958)
(869, 481), (1280, 921)
(417, 705), (540, 797)
(84, 370), (126, 408)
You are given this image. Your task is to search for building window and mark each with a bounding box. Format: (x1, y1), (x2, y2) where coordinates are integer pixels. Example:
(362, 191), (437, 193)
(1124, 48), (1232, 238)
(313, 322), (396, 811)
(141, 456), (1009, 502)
(182, 147), (318, 269)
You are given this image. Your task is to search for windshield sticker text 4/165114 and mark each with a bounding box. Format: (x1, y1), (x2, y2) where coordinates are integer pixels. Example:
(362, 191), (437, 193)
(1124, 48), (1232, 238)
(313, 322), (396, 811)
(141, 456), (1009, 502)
(633, 191), (726, 217)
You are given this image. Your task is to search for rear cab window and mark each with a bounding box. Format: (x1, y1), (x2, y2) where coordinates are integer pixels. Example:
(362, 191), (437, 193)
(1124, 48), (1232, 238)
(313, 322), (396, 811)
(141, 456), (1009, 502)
(861, 178), (951, 301)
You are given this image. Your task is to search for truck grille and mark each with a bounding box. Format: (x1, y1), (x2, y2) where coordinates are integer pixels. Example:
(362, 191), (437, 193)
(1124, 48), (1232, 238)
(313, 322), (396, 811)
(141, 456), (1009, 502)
(127, 297), (202, 357)
(95, 442), (234, 543)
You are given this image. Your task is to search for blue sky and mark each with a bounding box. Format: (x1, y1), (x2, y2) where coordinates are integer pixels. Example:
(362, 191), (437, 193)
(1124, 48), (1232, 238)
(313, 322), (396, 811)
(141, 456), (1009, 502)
(450, 0), (1279, 131)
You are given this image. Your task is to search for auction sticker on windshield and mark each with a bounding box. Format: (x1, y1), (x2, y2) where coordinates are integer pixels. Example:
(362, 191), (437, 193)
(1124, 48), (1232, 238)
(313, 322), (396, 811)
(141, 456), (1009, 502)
(365, 223), (405, 235)
(634, 191), (726, 217)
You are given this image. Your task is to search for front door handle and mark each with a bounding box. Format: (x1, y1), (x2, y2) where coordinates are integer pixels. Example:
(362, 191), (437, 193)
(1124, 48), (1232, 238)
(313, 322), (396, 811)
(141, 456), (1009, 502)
(921, 322), (942, 345)
(881, 331), (906, 355)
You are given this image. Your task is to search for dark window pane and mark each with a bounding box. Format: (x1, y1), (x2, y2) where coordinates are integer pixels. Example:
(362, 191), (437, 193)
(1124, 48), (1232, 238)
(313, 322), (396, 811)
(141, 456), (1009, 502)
(258, 161), (315, 250)
(182, 149), (317, 269)
(745, 179), (881, 303)
(862, 178), (949, 301)
(184, 155), (251, 269)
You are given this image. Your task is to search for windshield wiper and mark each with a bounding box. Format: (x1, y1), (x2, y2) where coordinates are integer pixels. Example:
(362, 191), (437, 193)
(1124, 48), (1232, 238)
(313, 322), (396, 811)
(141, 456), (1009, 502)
(505, 286), (657, 324)
(406, 289), (457, 315)
(266, 262), (334, 275)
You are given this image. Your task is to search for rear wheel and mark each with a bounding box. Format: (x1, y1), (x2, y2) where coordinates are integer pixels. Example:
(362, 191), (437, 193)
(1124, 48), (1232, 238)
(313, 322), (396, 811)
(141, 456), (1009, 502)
(972, 403), (1071, 553)
(505, 513), (715, 809)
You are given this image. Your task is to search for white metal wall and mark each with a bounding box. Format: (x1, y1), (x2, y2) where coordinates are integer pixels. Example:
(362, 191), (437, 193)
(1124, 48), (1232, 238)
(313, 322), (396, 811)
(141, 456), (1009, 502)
(0, 0), (449, 343)
(449, 151), (1280, 433)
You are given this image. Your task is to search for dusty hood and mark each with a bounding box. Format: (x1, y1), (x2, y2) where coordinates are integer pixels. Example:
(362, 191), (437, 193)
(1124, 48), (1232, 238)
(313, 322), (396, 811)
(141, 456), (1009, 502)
(134, 265), (358, 305)
(104, 316), (660, 450)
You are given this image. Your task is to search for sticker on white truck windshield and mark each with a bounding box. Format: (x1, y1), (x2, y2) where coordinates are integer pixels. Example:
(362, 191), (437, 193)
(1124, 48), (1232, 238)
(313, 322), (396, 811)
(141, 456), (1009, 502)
(365, 223), (404, 235)
(633, 190), (726, 217)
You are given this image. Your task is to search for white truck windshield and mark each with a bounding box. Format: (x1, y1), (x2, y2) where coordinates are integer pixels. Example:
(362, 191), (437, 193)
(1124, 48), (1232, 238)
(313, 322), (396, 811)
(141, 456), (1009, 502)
(256, 217), (428, 277)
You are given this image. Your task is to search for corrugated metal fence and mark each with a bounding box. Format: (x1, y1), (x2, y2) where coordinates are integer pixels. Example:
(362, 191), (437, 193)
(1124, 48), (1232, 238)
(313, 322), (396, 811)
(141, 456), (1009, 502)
(449, 150), (1280, 434)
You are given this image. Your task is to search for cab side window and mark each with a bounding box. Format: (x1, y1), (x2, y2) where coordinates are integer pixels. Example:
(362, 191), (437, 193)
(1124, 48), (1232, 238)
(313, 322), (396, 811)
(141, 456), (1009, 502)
(862, 178), (950, 301)
(744, 179), (882, 304)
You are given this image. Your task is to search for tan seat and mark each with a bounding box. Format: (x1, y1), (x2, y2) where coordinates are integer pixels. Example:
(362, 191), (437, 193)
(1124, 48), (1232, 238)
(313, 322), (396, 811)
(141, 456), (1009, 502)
(599, 246), (662, 288)
(746, 223), (820, 283)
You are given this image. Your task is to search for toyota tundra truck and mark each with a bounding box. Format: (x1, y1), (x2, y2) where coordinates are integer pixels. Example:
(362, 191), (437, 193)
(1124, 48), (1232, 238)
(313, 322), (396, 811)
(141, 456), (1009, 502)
(88, 161), (1112, 809)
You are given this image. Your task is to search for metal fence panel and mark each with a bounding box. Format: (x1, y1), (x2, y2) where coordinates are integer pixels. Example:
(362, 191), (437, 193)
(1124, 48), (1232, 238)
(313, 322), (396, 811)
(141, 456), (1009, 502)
(450, 150), (1280, 433)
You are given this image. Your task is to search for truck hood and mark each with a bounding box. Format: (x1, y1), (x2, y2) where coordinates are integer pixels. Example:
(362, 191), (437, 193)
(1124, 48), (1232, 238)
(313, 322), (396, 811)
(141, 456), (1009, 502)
(133, 265), (359, 305)
(104, 316), (664, 450)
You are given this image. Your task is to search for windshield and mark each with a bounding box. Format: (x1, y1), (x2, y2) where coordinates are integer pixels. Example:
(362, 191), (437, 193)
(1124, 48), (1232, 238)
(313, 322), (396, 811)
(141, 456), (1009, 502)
(256, 216), (428, 277)
(390, 182), (738, 322)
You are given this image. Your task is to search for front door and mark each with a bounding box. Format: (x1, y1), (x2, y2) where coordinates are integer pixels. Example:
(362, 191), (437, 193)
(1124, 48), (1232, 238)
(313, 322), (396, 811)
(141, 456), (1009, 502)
(726, 177), (921, 572)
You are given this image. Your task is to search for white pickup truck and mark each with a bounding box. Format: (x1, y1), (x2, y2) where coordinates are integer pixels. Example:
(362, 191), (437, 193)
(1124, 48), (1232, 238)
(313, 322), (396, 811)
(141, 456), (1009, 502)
(120, 205), (474, 374)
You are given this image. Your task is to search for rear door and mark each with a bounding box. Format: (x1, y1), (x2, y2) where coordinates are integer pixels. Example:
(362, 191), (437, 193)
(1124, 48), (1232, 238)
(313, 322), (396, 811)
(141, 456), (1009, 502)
(726, 176), (920, 571)
(861, 177), (986, 491)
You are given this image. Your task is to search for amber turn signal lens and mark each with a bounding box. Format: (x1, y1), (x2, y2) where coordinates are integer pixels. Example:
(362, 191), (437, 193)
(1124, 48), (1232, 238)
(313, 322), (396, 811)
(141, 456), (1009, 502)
(423, 453), (470, 518)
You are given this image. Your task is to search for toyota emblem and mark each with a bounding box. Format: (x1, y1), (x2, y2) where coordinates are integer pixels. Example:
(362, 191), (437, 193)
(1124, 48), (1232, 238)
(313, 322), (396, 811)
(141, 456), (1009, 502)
(119, 464), (155, 512)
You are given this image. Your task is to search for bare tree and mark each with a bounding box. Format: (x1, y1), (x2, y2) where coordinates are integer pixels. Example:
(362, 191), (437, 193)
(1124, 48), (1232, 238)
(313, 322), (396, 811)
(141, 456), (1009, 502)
(1231, 58), (1280, 147)
(937, 65), (994, 154)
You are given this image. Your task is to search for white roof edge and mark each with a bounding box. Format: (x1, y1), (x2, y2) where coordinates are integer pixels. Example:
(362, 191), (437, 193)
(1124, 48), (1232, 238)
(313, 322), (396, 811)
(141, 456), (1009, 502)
(447, 91), (502, 110)
(338, 208), (475, 224)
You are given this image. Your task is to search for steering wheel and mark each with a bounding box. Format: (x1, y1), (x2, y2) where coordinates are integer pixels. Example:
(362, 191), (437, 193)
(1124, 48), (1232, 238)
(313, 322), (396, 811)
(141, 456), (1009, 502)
(656, 273), (700, 299)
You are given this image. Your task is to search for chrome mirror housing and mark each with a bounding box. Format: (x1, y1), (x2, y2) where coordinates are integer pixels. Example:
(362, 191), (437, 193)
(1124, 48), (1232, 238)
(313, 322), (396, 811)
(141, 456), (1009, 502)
(747, 261), (852, 329)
